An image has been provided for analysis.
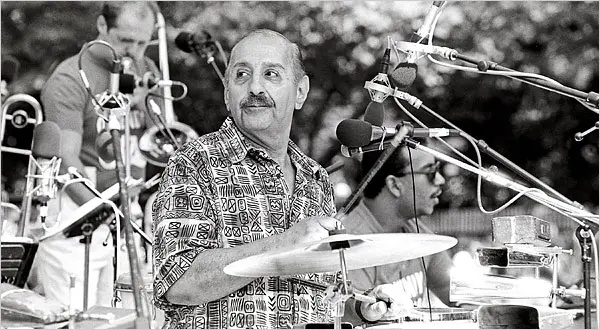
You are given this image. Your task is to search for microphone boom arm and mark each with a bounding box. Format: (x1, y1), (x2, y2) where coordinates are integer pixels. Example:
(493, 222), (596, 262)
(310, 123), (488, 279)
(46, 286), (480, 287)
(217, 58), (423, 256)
(403, 138), (599, 228)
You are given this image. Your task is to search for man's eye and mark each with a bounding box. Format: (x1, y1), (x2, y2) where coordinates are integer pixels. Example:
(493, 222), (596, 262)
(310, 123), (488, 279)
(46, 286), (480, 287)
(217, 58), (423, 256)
(265, 70), (279, 78)
(236, 71), (248, 79)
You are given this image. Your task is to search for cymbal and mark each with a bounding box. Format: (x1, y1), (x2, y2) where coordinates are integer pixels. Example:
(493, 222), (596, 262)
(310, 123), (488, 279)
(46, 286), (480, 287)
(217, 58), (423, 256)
(224, 233), (457, 277)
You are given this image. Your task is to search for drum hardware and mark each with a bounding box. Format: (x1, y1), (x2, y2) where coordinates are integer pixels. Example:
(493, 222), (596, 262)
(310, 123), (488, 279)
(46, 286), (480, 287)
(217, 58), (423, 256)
(113, 272), (165, 329)
(226, 232), (457, 329)
(575, 224), (595, 329)
(0, 93), (44, 237)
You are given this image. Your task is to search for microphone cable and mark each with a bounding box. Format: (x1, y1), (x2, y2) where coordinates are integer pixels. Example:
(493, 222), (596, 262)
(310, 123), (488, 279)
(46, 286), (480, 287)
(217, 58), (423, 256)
(143, 93), (184, 150)
(406, 146), (434, 322)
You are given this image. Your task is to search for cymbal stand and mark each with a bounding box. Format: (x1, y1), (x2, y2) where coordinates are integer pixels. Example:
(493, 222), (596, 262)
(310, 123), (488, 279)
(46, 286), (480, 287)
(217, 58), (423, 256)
(576, 225), (593, 329)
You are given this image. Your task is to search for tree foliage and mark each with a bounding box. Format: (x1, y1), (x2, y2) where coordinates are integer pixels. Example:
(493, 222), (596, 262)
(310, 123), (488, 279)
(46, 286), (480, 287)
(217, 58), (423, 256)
(1, 1), (598, 210)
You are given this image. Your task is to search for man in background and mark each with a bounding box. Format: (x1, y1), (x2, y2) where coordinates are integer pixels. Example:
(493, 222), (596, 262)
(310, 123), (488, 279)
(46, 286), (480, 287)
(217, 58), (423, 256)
(28, 1), (159, 310)
(344, 139), (454, 313)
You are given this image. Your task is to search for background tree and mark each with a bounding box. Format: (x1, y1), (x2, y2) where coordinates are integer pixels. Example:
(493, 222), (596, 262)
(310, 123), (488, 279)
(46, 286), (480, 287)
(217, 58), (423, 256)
(1, 1), (598, 215)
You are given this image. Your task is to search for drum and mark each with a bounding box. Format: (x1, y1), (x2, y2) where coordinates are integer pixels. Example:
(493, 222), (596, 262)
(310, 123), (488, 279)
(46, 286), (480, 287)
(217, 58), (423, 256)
(113, 272), (164, 328)
(361, 308), (479, 329)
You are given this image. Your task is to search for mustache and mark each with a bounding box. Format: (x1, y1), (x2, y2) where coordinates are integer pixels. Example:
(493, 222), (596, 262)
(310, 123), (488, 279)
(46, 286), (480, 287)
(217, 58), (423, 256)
(240, 94), (275, 108)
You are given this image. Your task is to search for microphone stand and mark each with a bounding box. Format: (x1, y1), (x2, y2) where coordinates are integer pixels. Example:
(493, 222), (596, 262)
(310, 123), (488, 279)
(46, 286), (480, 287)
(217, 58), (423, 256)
(453, 52), (599, 107)
(404, 138), (597, 223)
(575, 225), (594, 329)
(104, 101), (150, 328)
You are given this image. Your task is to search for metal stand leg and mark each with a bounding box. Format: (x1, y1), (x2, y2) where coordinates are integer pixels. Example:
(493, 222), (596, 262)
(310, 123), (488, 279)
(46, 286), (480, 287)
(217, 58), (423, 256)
(80, 222), (94, 311)
(576, 225), (593, 329)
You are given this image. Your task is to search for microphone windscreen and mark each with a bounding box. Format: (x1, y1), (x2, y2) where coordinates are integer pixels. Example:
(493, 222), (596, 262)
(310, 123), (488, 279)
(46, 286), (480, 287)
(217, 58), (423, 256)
(1, 57), (19, 83)
(364, 102), (384, 126)
(336, 119), (373, 148)
(119, 73), (136, 94)
(390, 62), (418, 91)
(32, 122), (61, 158)
(175, 31), (212, 53)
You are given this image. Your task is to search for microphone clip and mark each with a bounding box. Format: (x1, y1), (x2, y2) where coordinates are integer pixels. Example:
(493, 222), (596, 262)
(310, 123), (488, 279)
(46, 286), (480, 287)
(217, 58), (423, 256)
(364, 75), (392, 103)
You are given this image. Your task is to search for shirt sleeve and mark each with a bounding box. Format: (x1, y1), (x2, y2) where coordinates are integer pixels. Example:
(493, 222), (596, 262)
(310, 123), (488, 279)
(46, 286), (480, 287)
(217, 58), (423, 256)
(152, 147), (219, 309)
(41, 62), (88, 133)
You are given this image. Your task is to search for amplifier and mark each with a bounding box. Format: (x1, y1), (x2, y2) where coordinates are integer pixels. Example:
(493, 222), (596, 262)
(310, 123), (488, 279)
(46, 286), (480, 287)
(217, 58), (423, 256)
(491, 215), (551, 246)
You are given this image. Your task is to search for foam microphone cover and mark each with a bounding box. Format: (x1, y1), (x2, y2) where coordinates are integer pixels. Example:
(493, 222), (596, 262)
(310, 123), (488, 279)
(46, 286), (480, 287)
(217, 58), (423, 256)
(32, 122), (61, 158)
(336, 119), (373, 148)
(95, 130), (115, 162)
(119, 73), (136, 94)
(390, 62), (418, 91)
(363, 102), (384, 126)
(1, 57), (19, 83)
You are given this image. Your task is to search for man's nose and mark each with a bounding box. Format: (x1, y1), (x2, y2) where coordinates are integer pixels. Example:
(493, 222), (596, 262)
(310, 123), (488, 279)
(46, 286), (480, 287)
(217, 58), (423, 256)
(434, 171), (445, 186)
(248, 75), (266, 95)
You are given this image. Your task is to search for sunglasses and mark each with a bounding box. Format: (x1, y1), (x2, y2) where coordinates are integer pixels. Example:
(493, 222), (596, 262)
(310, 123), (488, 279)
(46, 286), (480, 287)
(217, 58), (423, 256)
(396, 161), (441, 183)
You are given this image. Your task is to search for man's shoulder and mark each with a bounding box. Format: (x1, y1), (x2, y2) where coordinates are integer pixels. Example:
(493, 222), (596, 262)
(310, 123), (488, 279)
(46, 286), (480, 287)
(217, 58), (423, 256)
(172, 128), (230, 162)
(46, 55), (81, 81)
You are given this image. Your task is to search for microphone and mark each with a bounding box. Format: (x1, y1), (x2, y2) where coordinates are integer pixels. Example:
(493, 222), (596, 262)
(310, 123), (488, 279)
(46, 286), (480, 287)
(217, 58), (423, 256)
(175, 31), (213, 53)
(365, 40), (392, 104)
(1, 56), (19, 84)
(390, 1), (446, 90)
(415, 1), (446, 45)
(363, 102), (384, 126)
(364, 78), (424, 109)
(336, 119), (460, 148)
(119, 72), (180, 94)
(395, 41), (457, 61)
(30, 122), (62, 223)
(341, 141), (392, 158)
(108, 57), (121, 97)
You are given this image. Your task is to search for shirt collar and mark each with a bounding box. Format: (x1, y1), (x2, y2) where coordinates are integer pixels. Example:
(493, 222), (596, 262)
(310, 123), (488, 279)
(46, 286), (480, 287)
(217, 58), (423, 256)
(220, 117), (321, 179)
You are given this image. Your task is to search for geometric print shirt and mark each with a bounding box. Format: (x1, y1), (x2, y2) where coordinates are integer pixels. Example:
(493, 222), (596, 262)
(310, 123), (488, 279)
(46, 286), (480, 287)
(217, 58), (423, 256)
(152, 117), (338, 329)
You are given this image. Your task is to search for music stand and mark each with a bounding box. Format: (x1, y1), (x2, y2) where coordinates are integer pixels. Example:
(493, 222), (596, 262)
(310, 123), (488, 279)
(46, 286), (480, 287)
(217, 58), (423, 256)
(1, 237), (38, 288)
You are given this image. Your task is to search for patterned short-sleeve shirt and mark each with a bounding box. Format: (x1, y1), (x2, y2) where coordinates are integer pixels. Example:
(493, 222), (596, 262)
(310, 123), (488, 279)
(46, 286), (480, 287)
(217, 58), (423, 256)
(153, 117), (338, 329)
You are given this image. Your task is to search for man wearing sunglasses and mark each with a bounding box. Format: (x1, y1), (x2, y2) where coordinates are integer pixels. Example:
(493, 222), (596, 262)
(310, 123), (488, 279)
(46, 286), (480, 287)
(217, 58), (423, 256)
(343, 138), (455, 324)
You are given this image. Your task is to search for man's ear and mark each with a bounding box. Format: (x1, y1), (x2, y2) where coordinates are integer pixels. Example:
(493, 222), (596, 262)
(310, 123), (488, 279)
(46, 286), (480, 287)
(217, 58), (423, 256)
(384, 175), (403, 198)
(294, 75), (310, 110)
(96, 15), (108, 35)
(224, 86), (230, 112)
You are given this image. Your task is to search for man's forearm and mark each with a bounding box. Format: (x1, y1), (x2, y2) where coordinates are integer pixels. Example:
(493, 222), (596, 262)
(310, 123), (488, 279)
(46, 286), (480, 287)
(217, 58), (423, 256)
(60, 157), (96, 206)
(164, 231), (291, 305)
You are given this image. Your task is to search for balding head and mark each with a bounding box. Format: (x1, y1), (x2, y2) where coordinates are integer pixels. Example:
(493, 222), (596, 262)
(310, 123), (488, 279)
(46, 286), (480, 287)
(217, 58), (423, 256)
(226, 29), (305, 85)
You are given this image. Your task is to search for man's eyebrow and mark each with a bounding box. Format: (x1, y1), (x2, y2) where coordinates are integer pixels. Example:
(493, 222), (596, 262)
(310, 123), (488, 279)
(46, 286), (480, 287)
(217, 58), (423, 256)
(262, 62), (285, 71)
(231, 61), (250, 69)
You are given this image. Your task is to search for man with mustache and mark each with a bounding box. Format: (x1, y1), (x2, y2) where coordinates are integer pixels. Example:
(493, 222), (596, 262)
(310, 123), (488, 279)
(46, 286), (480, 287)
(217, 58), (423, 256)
(152, 29), (411, 329)
(343, 139), (454, 324)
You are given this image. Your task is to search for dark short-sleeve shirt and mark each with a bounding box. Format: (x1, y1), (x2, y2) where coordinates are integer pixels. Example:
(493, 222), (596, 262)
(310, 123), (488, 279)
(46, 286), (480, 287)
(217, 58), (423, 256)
(152, 117), (337, 329)
(40, 43), (158, 189)
(344, 201), (454, 307)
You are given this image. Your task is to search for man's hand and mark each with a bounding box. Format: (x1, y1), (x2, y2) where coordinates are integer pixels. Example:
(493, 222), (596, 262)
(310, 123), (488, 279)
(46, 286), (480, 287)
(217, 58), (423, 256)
(360, 284), (415, 322)
(285, 216), (343, 245)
